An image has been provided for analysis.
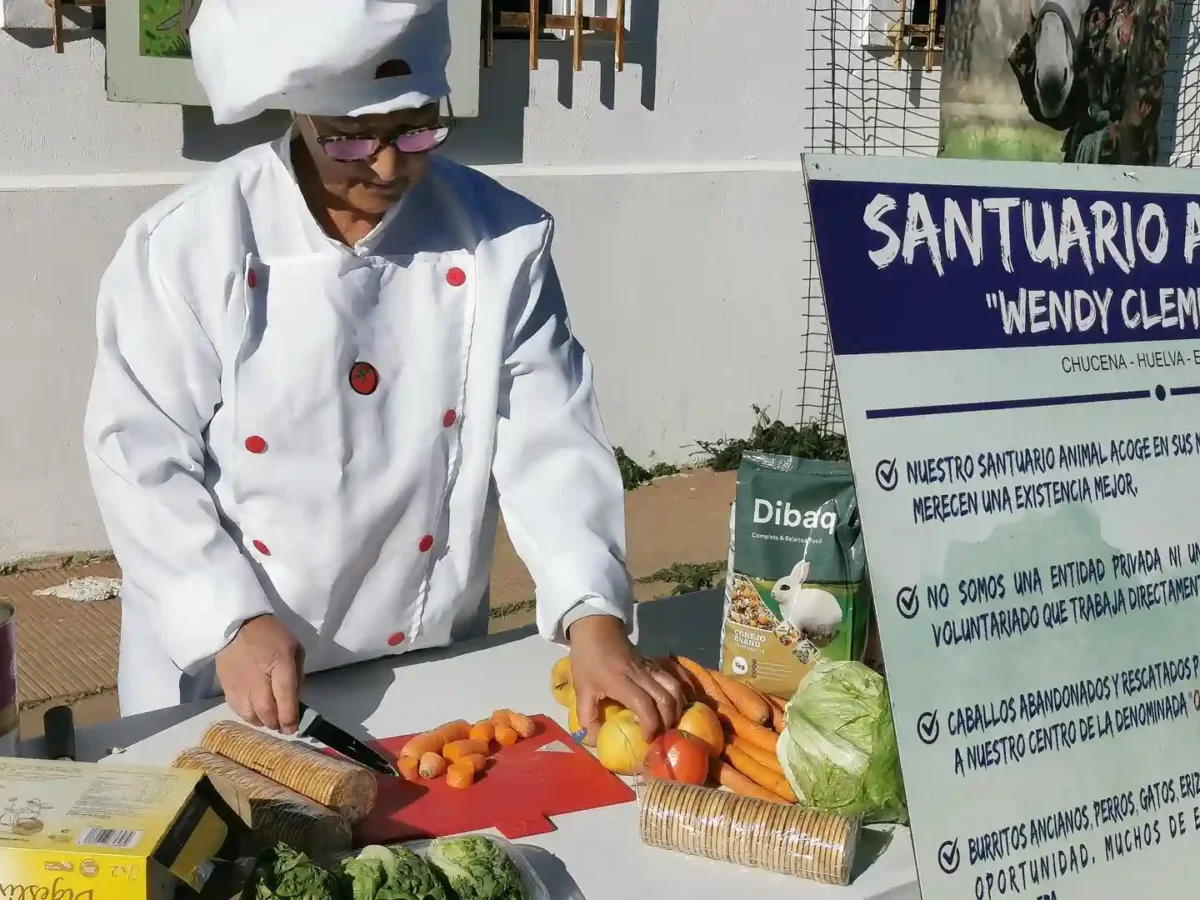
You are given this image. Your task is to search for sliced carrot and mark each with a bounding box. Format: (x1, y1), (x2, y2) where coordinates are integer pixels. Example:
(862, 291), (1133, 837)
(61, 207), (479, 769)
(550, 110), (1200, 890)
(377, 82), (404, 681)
(469, 720), (495, 744)
(710, 758), (789, 804)
(418, 752), (447, 779)
(398, 756), (421, 782)
(506, 712), (537, 739)
(400, 732), (445, 760)
(723, 744), (796, 802)
(676, 657), (732, 708)
(710, 670), (771, 725)
(445, 761), (475, 790)
(435, 720), (472, 743)
(459, 753), (487, 773)
(490, 710), (513, 728)
(716, 703), (778, 755)
(442, 739), (490, 762)
(494, 724), (519, 746)
(730, 736), (783, 774)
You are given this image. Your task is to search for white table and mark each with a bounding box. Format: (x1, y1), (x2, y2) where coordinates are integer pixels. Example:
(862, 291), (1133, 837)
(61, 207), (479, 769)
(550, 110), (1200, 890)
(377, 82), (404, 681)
(71, 595), (922, 900)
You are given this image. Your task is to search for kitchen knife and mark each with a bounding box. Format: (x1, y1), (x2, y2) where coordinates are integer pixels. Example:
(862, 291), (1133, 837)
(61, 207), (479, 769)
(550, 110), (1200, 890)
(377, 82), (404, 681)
(296, 702), (398, 776)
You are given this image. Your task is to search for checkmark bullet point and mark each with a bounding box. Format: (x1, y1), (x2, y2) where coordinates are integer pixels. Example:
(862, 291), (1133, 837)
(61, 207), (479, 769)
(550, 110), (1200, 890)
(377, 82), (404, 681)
(917, 711), (939, 745)
(896, 585), (919, 620)
(937, 838), (960, 875)
(875, 458), (899, 492)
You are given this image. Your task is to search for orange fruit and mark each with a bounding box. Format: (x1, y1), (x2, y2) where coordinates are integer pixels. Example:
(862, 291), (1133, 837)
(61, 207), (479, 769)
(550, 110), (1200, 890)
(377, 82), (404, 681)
(678, 702), (724, 757)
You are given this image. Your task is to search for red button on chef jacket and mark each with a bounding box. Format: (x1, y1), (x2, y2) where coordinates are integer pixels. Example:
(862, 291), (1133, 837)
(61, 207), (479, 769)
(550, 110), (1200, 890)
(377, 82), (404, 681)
(446, 267), (466, 287)
(387, 632), (406, 647)
(418, 534), (434, 553)
(348, 361), (379, 396)
(244, 435), (267, 454)
(442, 409), (458, 428)
(247, 269), (258, 289)
(252, 540), (270, 556)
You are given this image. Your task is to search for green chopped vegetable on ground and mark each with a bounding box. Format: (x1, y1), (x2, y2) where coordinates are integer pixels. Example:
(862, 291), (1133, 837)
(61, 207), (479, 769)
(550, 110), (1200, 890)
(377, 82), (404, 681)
(777, 658), (909, 825)
(251, 844), (342, 900)
(341, 845), (448, 900)
(425, 836), (527, 900)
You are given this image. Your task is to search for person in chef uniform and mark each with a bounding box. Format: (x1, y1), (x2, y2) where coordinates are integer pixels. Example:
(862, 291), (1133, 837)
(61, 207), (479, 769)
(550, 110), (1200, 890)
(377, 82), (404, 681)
(83, 0), (683, 741)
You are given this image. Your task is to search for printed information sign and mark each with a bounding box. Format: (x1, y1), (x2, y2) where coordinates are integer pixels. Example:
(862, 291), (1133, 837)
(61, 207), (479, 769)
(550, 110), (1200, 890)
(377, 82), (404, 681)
(805, 155), (1200, 900)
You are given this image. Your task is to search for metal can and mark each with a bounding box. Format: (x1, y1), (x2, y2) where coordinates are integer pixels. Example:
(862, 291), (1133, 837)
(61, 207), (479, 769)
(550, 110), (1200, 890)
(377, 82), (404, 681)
(0, 602), (19, 756)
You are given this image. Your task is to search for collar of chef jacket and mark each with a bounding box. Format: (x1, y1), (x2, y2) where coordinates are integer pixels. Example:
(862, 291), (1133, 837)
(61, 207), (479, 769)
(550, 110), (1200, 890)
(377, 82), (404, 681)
(270, 124), (416, 257)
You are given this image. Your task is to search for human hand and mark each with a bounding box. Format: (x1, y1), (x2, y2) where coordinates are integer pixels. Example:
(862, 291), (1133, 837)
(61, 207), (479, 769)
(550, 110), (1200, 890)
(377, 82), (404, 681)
(215, 614), (304, 734)
(567, 615), (685, 744)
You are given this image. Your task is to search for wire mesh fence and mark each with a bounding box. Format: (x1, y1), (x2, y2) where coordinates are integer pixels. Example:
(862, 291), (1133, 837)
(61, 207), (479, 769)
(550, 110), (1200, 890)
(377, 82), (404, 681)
(798, 0), (1200, 434)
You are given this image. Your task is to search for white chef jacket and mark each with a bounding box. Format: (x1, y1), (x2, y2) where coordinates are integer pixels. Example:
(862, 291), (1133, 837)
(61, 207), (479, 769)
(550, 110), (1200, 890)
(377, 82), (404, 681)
(84, 130), (633, 716)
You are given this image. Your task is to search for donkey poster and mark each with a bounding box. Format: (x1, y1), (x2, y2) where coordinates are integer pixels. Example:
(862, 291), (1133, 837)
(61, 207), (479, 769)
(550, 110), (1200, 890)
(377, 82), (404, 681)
(938, 0), (1171, 164)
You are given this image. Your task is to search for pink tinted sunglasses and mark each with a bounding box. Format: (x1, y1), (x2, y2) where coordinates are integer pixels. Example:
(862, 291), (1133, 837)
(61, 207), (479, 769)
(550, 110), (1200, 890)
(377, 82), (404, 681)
(316, 123), (451, 163)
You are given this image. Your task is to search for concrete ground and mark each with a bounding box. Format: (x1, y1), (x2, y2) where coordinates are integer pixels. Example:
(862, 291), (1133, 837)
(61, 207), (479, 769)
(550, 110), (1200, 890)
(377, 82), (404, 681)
(3, 468), (734, 740)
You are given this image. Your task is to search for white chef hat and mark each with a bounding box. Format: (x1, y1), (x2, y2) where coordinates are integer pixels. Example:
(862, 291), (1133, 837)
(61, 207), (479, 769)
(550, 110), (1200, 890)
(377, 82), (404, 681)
(189, 0), (451, 125)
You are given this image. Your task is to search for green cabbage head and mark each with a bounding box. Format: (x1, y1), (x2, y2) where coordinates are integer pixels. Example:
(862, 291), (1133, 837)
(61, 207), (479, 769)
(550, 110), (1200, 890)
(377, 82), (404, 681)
(777, 658), (908, 824)
(425, 836), (526, 900)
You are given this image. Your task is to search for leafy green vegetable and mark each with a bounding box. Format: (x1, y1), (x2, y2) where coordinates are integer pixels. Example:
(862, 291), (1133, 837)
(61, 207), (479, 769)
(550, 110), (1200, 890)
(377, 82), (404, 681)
(251, 844), (342, 900)
(777, 659), (908, 824)
(340, 845), (447, 900)
(341, 854), (385, 900)
(425, 836), (527, 900)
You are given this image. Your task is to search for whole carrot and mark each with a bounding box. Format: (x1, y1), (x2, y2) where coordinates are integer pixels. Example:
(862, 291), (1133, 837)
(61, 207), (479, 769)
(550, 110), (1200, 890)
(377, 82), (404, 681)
(765, 694), (787, 733)
(655, 657), (697, 702)
(730, 736), (783, 774)
(710, 670), (771, 725)
(710, 758), (789, 804)
(676, 657), (732, 707)
(723, 744), (796, 802)
(716, 703), (778, 755)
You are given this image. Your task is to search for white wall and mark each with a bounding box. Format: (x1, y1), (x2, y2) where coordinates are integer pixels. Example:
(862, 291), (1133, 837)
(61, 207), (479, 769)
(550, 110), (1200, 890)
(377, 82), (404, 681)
(0, 1), (818, 560)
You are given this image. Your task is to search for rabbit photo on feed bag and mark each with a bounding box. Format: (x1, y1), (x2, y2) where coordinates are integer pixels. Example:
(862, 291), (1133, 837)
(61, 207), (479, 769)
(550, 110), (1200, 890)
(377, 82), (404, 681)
(772, 559), (844, 642)
(720, 453), (872, 698)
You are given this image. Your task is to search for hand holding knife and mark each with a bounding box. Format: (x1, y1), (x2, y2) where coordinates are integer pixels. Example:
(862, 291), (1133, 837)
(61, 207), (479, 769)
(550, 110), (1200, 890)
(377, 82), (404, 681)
(296, 701), (398, 776)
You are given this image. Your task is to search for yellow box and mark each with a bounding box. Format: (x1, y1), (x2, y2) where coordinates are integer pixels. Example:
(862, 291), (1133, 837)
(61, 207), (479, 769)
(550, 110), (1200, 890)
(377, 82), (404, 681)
(0, 759), (245, 900)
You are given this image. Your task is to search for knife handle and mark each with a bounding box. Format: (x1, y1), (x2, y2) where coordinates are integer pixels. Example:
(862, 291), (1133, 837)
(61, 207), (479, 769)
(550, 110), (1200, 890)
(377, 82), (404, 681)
(44, 705), (75, 761)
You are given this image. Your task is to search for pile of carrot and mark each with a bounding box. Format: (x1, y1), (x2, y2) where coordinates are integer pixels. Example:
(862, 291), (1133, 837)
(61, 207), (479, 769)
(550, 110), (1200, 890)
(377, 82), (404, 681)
(657, 656), (796, 805)
(397, 709), (537, 790)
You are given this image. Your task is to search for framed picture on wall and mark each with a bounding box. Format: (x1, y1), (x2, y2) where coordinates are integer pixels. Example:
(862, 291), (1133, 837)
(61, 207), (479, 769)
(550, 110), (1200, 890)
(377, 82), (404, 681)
(105, 0), (482, 115)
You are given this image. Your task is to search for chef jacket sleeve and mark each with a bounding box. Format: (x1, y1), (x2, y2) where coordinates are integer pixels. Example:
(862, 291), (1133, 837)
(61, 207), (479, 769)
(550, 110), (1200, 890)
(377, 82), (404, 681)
(84, 229), (274, 673)
(492, 218), (634, 643)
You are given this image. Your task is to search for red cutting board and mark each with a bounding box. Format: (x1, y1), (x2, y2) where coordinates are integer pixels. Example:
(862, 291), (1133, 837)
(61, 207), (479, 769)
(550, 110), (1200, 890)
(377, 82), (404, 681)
(348, 715), (635, 842)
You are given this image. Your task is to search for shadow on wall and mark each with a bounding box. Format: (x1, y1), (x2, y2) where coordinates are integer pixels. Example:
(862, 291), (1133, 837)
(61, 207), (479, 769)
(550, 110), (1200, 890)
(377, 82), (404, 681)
(176, 0), (660, 165)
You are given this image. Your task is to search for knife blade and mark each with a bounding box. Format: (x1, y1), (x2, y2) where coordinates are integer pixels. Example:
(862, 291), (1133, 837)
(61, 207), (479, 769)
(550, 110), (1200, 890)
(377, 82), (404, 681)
(296, 702), (398, 776)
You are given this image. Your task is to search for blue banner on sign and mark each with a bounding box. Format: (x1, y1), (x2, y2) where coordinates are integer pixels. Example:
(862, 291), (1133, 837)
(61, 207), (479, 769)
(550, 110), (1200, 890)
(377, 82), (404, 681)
(808, 179), (1200, 356)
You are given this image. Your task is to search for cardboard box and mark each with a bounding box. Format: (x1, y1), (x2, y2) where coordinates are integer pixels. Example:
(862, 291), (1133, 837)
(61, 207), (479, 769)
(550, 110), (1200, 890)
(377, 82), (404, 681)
(0, 759), (246, 900)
